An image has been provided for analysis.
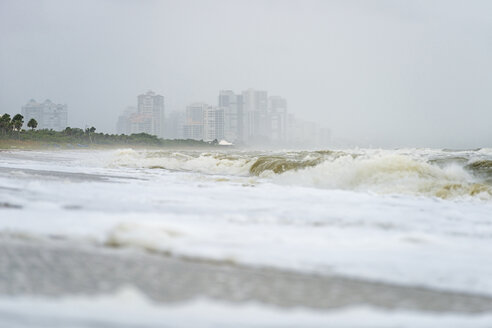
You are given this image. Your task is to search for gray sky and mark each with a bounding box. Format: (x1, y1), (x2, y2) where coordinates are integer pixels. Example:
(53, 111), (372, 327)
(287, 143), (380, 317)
(1, 0), (491, 148)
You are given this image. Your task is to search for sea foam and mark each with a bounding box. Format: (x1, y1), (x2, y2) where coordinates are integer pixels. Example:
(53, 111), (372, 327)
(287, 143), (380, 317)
(108, 149), (492, 200)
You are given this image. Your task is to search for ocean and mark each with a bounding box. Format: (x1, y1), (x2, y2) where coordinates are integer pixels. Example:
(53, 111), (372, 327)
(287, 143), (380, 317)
(1, 147), (492, 327)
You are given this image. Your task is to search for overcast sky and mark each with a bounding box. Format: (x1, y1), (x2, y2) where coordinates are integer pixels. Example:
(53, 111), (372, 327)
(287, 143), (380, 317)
(1, 0), (491, 148)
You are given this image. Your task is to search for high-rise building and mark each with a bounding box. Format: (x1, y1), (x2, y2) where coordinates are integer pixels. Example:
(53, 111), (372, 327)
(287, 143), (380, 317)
(183, 103), (206, 140)
(242, 89), (268, 141)
(218, 90), (243, 143)
(218, 89), (290, 145)
(204, 107), (224, 141)
(21, 99), (68, 131)
(116, 91), (165, 137)
(183, 103), (225, 141)
(268, 96), (287, 143)
(137, 91), (165, 137)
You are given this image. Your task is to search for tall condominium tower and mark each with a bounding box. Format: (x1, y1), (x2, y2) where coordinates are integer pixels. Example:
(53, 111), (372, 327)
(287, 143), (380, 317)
(268, 96), (287, 143)
(242, 89), (268, 141)
(183, 102), (206, 140)
(204, 107), (224, 141)
(183, 102), (225, 141)
(137, 91), (165, 137)
(21, 99), (68, 131)
(218, 90), (244, 143)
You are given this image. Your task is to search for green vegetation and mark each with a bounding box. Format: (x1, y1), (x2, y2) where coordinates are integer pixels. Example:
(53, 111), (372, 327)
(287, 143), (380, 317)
(0, 112), (217, 149)
(11, 114), (24, 139)
(27, 118), (38, 130)
(0, 114), (12, 136)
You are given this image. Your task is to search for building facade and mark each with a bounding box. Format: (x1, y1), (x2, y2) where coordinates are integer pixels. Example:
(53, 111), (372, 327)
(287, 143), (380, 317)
(183, 103), (206, 140)
(216, 89), (293, 145)
(204, 107), (224, 141)
(115, 88), (330, 146)
(21, 99), (68, 131)
(116, 91), (165, 137)
(218, 90), (244, 143)
(182, 103), (225, 141)
(242, 89), (268, 141)
(137, 91), (165, 137)
(268, 96), (287, 143)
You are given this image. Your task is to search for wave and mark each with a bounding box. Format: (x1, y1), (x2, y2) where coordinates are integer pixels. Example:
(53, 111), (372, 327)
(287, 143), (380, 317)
(273, 154), (492, 200)
(108, 149), (492, 200)
(466, 159), (492, 174)
(249, 156), (323, 175)
(109, 149), (254, 176)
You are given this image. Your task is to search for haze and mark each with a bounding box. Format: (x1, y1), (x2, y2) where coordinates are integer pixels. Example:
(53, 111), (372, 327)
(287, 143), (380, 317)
(1, 0), (491, 148)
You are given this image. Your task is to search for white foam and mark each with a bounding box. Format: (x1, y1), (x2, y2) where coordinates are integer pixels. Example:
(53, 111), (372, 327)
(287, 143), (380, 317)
(105, 148), (492, 200)
(1, 149), (492, 296)
(273, 154), (491, 200)
(0, 287), (491, 328)
(108, 148), (254, 176)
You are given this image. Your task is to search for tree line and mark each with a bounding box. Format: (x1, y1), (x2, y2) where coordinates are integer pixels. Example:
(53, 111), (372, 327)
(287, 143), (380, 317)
(0, 114), (39, 136)
(0, 113), (214, 147)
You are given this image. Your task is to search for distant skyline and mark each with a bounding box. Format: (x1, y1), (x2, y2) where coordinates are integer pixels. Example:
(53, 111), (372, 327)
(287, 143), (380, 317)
(1, 0), (492, 148)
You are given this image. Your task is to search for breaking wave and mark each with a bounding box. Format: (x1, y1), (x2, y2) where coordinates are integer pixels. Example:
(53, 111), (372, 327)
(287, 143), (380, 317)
(249, 156), (323, 175)
(273, 154), (492, 200)
(109, 149), (253, 176)
(465, 160), (492, 183)
(108, 149), (492, 200)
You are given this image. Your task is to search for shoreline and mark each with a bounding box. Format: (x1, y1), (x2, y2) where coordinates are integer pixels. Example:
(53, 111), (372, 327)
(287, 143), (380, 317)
(1, 236), (492, 314)
(0, 139), (229, 151)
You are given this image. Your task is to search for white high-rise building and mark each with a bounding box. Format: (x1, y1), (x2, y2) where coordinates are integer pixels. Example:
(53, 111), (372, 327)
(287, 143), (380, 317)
(218, 90), (244, 143)
(268, 96), (287, 143)
(183, 103), (225, 141)
(21, 99), (68, 131)
(218, 89), (289, 145)
(242, 89), (268, 141)
(116, 91), (165, 137)
(137, 91), (165, 137)
(183, 103), (206, 140)
(204, 107), (224, 141)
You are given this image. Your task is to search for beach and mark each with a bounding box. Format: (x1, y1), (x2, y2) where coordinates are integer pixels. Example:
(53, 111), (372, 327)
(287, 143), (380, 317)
(1, 148), (492, 326)
(2, 235), (492, 312)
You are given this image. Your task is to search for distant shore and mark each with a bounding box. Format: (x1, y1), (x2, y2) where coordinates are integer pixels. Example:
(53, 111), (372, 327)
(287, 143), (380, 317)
(0, 139), (46, 150)
(0, 138), (226, 151)
(0, 125), (226, 150)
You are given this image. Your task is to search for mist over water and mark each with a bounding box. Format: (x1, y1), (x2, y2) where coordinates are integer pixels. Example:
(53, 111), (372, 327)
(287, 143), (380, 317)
(1, 1), (492, 326)
(1, 0), (492, 148)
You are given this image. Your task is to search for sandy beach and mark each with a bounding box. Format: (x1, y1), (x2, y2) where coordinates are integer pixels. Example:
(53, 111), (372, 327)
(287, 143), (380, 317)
(1, 236), (492, 314)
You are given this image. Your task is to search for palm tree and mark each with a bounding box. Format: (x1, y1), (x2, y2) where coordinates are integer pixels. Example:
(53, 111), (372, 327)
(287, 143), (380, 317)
(12, 114), (24, 139)
(27, 118), (38, 130)
(0, 113), (12, 136)
(87, 126), (96, 143)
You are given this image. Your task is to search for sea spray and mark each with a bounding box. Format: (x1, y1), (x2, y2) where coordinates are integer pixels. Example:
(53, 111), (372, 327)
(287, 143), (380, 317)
(108, 149), (492, 200)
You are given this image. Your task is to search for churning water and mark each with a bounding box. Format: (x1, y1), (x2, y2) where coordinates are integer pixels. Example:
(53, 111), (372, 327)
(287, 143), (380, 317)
(1, 148), (492, 296)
